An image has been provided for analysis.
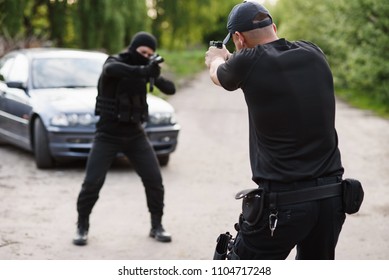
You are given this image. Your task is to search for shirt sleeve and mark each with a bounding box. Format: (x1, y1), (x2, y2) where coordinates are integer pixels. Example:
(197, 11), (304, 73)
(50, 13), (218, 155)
(216, 49), (255, 91)
(102, 56), (142, 77)
(155, 76), (176, 95)
(298, 40), (327, 57)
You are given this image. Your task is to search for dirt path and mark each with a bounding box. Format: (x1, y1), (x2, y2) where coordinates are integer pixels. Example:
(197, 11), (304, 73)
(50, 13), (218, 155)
(0, 71), (388, 259)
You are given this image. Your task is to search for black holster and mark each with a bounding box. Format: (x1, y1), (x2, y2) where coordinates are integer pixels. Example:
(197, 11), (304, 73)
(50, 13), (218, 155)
(235, 188), (265, 226)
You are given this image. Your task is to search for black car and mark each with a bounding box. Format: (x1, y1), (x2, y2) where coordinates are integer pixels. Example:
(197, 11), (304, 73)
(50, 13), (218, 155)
(0, 48), (180, 168)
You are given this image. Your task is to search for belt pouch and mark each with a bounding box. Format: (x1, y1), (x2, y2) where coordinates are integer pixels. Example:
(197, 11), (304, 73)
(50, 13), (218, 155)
(342, 178), (364, 214)
(235, 188), (265, 226)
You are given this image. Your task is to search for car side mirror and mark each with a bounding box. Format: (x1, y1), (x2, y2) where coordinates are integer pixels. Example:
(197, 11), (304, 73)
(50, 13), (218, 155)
(6, 81), (26, 90)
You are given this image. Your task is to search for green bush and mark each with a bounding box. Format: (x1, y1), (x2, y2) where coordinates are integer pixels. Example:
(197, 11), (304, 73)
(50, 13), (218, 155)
(274, 0), (389, 116)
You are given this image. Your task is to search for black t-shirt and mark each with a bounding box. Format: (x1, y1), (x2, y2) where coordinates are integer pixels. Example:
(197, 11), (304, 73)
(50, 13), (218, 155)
(217, 38), (344, 183)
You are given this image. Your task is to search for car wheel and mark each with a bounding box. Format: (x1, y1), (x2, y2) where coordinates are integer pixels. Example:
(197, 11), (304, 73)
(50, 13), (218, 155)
(158, 155), (170, 166)
(34, 117), (55, 169)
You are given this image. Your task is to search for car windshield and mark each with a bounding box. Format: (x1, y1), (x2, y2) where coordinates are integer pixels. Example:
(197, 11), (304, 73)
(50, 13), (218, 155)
(31, 57), (104, 89)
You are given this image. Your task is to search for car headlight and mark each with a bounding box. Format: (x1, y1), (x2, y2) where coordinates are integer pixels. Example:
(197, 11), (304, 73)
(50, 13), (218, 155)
(148, 112), (176, 126)
(50, 113), (98, 126)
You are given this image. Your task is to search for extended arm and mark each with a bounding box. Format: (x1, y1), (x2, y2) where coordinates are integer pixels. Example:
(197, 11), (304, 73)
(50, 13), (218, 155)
(103, 56), (160, 78)
(103, 57), (143, 77)
(205, 45), (231, 86)
(155, 76), (176, 95)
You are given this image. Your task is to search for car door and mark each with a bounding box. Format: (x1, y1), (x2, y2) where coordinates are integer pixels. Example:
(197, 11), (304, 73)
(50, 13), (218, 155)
(0, 80), (8, 142)
(0, 55), (16, 141)
(0, 53), (32, 150)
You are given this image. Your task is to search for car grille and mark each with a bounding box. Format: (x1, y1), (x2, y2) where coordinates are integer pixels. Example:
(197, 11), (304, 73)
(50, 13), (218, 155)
(66, 138), (93, 144)
(69, 148), (91, 154)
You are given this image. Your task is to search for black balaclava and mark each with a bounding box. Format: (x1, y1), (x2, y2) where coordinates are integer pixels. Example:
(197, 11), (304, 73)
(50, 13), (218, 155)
(127, 31), (157, 65)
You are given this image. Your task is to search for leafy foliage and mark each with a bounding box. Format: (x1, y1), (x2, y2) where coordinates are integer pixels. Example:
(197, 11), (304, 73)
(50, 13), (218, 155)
(274, 0), (389, 114)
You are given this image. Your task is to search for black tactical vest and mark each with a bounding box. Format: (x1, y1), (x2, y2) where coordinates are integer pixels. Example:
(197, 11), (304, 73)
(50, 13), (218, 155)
(95, 57), (149, 123)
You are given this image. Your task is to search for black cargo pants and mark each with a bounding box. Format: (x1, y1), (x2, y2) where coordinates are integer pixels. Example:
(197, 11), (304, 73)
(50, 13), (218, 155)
(231, 177), (346, 260)
(76, 130), (164, 218)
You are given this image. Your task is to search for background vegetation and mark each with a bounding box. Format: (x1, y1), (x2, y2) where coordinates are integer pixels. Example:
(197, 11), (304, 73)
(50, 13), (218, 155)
(0, 0), (388, 116)
(273, 0), (389, 116)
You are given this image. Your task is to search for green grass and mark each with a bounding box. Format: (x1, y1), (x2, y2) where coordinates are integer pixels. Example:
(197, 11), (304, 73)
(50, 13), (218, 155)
(158, 49), (206, 85)
(336, 88), (389, 119)
(149, 49), (207, 98)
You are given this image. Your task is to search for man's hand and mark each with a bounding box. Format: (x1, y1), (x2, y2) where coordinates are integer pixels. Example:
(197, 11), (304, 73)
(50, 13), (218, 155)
(205, 45), (230, 68)
(139, 63), (161, 78)
(205, 45), (231, 86)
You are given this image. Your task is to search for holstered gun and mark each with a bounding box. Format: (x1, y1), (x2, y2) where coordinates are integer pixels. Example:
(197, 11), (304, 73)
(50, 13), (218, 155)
(235, 187), (265, 226)
(213, 232), (232, 260)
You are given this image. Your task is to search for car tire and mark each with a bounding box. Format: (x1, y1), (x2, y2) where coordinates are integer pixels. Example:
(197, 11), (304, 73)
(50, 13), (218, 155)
(34, 117), (55, 169)
(158, 155), (170, 166)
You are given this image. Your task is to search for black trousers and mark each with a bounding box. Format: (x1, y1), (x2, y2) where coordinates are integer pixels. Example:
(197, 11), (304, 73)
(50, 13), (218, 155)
(232, 178), (346, 260)
(76, 130), (164, 218)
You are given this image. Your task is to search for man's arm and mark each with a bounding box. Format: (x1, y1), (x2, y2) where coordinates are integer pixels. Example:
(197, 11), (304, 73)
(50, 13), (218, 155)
(103, 56), (142, 77)
(205, 46), (231, 86)
(103, 56), (159, 78)
(155, 76), (176, 95)
(207, 57), (225, 86)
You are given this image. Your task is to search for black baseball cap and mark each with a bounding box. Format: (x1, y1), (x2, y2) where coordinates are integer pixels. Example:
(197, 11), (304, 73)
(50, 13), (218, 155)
(223, 1), (273, 44)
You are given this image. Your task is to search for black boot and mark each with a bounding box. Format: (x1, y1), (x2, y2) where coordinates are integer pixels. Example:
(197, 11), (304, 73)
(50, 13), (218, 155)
(149, 214), (172, 243)
(73, 216), (89, 246)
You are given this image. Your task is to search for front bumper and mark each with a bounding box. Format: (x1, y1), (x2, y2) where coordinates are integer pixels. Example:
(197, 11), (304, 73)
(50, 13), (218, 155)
(145, 124), (180, 156)
(46, 123), (180, 159)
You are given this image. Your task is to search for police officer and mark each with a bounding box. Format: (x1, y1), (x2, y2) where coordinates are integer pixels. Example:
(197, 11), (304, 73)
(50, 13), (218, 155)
(73, 32), (175, 246)
(205, 2), (345, 259)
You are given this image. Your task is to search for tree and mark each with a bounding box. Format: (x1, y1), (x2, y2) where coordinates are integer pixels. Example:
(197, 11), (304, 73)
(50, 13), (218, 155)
(150, 0), (237, 50)
(337, 0), (389, 105)
(0, 0), (25, 37)
(76, 0), (107, 49)
(274, 0), (389, 112)
(46, 0), (68, 46)
(75, 0), (149, 53)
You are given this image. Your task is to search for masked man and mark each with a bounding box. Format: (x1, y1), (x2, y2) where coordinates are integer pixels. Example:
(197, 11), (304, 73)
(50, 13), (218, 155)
(73, 32), (175, 246)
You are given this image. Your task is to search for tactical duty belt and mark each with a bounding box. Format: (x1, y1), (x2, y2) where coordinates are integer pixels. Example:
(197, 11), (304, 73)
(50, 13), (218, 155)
(265, 182), (342, 208)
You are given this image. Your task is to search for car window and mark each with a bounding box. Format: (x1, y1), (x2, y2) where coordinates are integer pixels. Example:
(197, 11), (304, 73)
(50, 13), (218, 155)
(31, 57), (104, 89)
(7, 54), (29, 83)
(0, 56), (16, 81)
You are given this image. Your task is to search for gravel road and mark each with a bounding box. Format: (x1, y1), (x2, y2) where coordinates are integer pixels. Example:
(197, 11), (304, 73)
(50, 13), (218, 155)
(0, 71), (388, 260)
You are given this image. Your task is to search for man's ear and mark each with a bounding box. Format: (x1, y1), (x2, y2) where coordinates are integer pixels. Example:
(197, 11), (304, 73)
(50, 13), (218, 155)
(235, 31), (246, 48)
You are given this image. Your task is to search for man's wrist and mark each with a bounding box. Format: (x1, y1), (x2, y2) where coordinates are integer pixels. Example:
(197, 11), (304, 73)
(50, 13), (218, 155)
(209, 57), (224, 86)
(210, 57), (225, 70)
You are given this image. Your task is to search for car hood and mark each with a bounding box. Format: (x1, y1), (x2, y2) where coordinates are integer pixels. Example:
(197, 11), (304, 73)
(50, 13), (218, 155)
(31, 87), (97, 113)
(147, 94), (174, 114)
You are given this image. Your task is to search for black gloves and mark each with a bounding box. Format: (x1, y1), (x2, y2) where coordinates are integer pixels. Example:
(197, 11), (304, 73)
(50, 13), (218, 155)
(139, 63), (161, 78)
